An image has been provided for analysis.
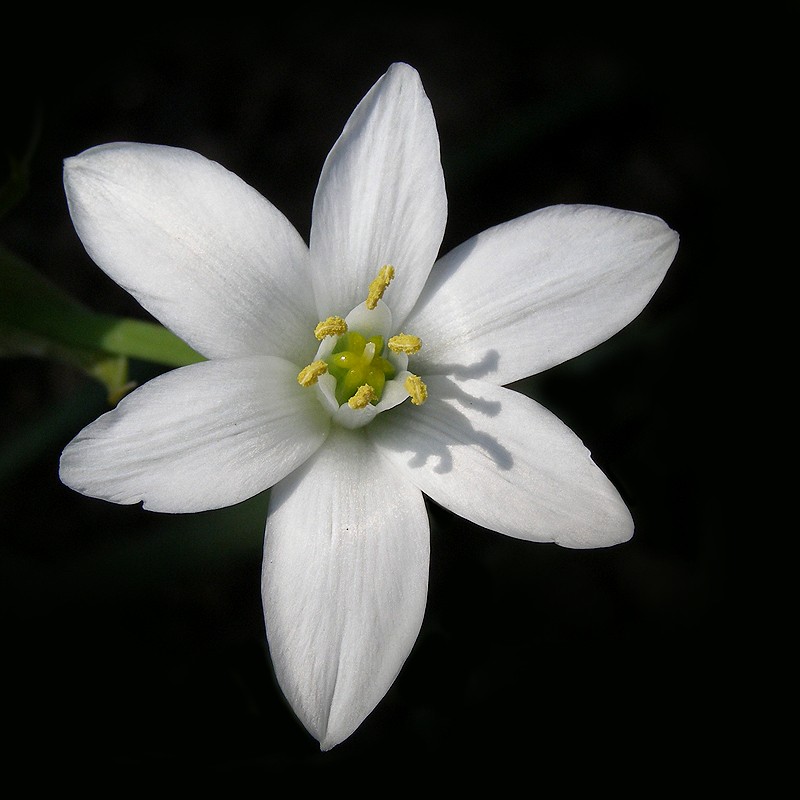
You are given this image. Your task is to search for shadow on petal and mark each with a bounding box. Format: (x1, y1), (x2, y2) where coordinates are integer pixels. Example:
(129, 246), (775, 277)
(374, 369), (513, 476)
(428, 348), (500, 382)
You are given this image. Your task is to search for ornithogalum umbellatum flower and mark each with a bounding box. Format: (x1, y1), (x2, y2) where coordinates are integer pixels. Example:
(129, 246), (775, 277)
(59, 63), (679, 749)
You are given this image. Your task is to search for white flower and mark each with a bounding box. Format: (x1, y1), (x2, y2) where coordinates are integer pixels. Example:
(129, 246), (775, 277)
(59, 62), (679, 750)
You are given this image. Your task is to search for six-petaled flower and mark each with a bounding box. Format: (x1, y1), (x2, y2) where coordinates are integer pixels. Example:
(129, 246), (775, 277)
(59, 63), (679, 750)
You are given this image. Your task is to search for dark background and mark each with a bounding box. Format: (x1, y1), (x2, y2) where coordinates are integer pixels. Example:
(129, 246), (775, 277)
(3, 12), (730, 786)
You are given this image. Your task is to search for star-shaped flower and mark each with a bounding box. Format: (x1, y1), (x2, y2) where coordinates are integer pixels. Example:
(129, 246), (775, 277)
(59, 63), (679, 749)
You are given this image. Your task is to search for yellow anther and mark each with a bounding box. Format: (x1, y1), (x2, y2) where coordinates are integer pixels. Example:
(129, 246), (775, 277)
(388, 333), (422, 355)
(348, 384), (377, 409)
(366, 265), (395, 310)
(404, 374), (428, 406)
(297, 360), (328, 387)
(314, 316), (348, 340)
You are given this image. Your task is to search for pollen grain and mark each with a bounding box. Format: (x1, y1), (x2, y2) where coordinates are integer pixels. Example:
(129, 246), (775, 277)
(366, 265), (395, 309)
(404, 374), (428, 405)
(297, 360), (328, 387)
(314, 316), (348, 340)
(388, 333), (422, 354)
(348, 384), (377, 409)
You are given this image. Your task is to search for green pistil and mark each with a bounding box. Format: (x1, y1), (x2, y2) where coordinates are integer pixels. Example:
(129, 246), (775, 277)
(326, 331), (396, 406)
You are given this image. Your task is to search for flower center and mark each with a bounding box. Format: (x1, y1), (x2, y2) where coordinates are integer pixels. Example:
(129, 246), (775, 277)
(327, 331), (395, 406)
(297, 266), (427, 428)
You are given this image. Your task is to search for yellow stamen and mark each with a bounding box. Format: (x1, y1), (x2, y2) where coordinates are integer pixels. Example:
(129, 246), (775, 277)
(404, 374), (428, 405)
(297, 360), (328, 387)
(314, 315), (348, 340)
(348, 384), (377, 409)
(366, 265), (395, 310)
(388, 333), (422, 355)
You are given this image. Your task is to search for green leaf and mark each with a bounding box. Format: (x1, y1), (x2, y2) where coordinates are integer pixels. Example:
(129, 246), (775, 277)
(0, 243), (204, 370)
(0, 320), (135, 403)
(1, 244), (205, 402)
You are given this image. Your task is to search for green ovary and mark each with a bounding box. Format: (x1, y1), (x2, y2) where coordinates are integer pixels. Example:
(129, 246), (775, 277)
(326, 331), (396, 406)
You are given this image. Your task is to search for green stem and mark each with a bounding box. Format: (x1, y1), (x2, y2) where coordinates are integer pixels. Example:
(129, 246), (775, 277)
(0, 243), (204, 368)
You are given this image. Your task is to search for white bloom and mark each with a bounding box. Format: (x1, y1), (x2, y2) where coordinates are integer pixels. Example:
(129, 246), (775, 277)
(59, 63), (679, 750)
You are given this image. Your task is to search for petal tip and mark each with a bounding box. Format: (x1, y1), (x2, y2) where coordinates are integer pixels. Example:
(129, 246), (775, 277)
(385, 61), (420, 80)
(554, 499), (635, 549)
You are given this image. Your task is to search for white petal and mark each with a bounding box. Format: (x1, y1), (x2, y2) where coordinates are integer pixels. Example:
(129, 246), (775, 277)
(310, 63), (447, 325)
(405, 205), (679, 385)
(329, 394), (380, 430)
(369, 375), (633, 549)
(60, 356), (330, 512)
(64, 143), (317, 364)
(343, 297), (393, 339)
(262, 425), (429, 749)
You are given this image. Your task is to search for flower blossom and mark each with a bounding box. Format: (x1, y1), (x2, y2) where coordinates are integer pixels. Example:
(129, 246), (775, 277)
(59, 63), (679, 750)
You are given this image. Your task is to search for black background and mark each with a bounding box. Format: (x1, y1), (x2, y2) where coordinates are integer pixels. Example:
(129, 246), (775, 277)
(3, 11), (732, 788)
